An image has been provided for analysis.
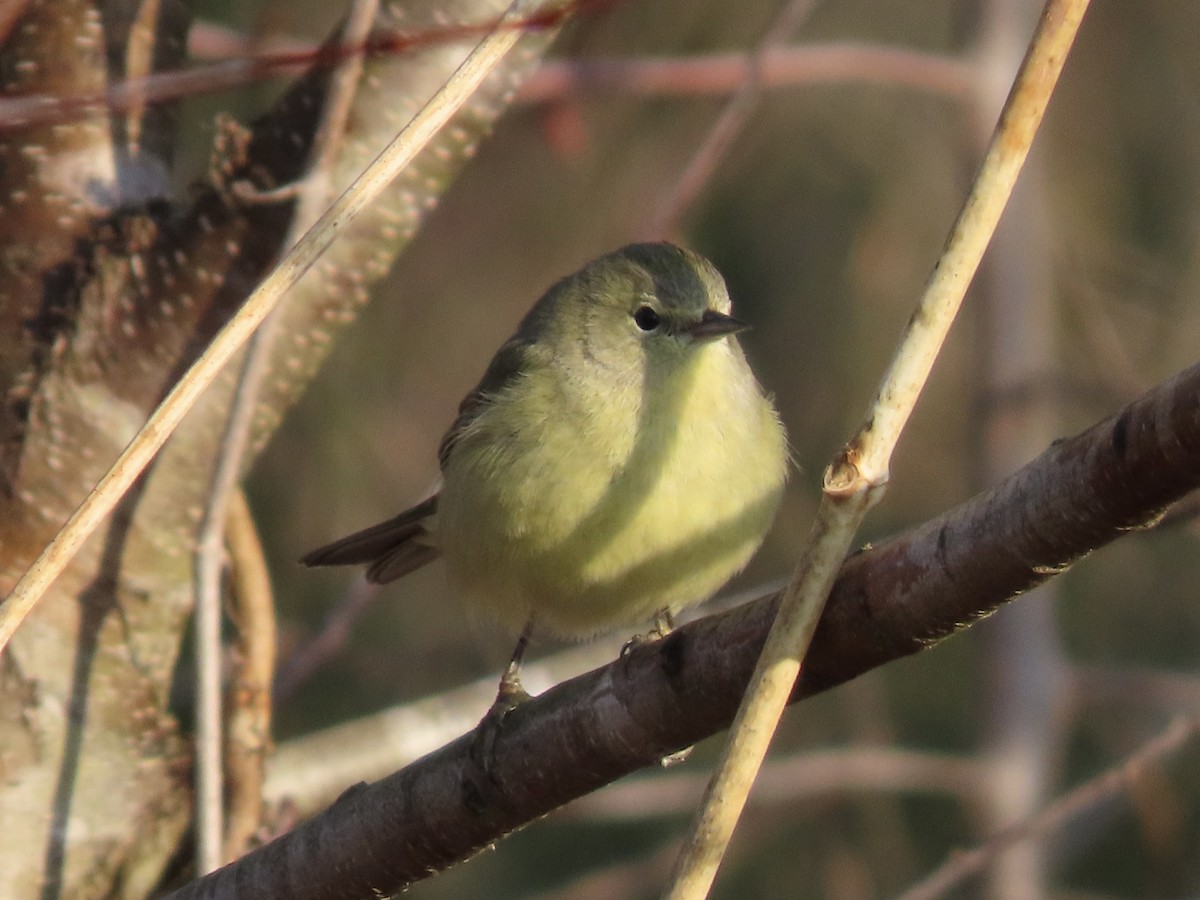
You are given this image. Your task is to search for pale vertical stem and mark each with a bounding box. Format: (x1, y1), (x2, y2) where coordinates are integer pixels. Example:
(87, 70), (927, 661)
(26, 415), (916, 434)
(193, 0), (388, 871)
(663, 2), (1093, 898)
(193, 535), (224, 874)
(190, 0), (383, 872)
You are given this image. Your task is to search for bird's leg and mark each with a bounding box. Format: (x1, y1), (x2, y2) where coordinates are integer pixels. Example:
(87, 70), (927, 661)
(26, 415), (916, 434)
(495, 623), (533, 708)
(471, 621), (534, 778)
(651, 607), (676, 639)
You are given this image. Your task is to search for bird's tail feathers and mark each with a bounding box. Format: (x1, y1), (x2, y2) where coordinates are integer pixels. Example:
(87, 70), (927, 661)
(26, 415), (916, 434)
(300, 495), (441, 583)
(366, 542), (441, 584)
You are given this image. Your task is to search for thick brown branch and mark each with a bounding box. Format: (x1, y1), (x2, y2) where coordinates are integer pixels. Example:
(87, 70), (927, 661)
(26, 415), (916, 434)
(166, 359), (1200, 899)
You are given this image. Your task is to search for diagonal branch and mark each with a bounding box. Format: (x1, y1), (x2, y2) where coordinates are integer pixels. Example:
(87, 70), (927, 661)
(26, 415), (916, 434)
(667, 2), (1092, 895)
(164, 353), (1200, 899)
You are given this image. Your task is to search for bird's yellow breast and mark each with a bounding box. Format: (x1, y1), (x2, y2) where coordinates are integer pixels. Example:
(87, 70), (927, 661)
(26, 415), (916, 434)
(436, 339), (787, 638)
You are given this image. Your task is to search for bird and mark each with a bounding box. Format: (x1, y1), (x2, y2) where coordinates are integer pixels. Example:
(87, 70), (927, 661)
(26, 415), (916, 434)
(302, 242), (789, 703)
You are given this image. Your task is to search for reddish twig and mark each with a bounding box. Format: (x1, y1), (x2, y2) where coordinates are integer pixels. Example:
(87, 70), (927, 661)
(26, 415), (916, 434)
(0, 41), (971, 133)
(273, 579), (379, 703)
(522, 44), (971, 104)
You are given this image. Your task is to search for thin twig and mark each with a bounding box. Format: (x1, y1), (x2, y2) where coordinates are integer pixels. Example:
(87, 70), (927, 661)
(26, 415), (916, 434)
(193, 538), (224, 871)
(0, 5), (581, 130)
(663, 2), (1093, 897)
(1071, 665), (1200, 716)
(225, 0), (382, 734)
(521, 44), (972, 103)
(273, 579), (380, 703)
(0, 41), (972, 133)
(192, 0), (380, 872)
(1061, 277), (1147, 401)
(570, 747), (990, 822)
(221, 490), (278, 862)
(641, 0), (819, 238)
(223, 0), (382, 858)
(184, 22), (972, 108)
(0, 0), (543, 655)
(896, 717), (1199, 900)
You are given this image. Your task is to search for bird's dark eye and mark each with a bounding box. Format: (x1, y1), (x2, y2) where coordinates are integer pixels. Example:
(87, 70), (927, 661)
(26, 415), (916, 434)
(633, 305), (661, 332)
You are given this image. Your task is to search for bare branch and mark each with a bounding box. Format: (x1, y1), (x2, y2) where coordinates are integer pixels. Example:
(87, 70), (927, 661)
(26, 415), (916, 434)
(194, 0), (380, 870)
(667, 2), (1093, 896)
(569, 747), (989, 822)
(166, 353), (1200, 898)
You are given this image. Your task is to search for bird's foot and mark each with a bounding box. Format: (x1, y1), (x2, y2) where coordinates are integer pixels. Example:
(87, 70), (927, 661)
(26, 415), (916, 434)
(470, 667), (531, 779)
(620, 608), (676, 657)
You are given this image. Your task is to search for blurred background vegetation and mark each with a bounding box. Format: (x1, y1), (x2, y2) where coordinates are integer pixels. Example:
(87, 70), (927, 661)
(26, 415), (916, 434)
(178, 0), (1200, 895)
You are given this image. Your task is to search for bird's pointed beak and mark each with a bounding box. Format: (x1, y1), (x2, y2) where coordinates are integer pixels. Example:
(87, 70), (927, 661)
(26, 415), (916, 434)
(686, 309), (750, 342)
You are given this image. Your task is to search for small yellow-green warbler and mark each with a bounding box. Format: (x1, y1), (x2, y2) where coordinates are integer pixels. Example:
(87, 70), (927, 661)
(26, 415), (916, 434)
(303, 242), (788, 697)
